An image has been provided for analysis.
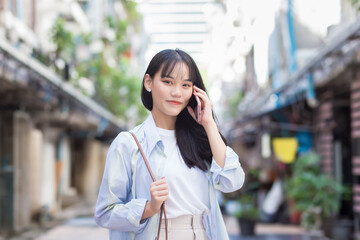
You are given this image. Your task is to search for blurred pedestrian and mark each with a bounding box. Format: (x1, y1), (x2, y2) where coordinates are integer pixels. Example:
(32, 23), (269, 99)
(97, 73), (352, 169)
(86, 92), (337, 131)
(94, 49), (245, 240)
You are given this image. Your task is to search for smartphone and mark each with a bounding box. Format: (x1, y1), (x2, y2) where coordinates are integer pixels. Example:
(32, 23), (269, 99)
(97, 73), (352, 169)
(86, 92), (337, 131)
(195, 95), (202, 122)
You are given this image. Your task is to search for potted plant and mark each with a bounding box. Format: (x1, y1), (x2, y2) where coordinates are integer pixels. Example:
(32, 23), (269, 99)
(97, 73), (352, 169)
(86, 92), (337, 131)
(285, 151), (345, 237)
(233, 194), (260, 236)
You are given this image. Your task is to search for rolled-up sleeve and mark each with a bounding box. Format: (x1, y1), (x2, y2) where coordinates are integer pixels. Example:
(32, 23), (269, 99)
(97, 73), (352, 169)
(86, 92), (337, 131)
(210, 146), (245, 193)
(94, 133), (148, 232)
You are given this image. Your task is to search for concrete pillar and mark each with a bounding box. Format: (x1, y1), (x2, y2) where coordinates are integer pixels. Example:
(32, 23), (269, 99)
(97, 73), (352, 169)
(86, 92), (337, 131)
(98, 144), (109, 188)
(82, 139), (102, 198)
(29, 129), (43, 218)
(59, 136), (71, 196)
(13, 111), (31, 231)
(41, 140), (56, 212)
(72, 139), (109, 200)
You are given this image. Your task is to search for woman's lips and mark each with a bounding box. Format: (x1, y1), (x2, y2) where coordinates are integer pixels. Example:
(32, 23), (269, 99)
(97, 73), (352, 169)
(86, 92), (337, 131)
(167, 100), (182, 105)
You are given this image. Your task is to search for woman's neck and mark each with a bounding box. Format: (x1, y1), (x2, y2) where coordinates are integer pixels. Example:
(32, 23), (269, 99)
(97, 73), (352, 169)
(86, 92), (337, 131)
(152, 110), (176, 130)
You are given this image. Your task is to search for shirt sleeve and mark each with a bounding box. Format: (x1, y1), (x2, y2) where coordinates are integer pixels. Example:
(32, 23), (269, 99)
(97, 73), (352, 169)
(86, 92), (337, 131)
(94, 132), (148, 232)
(210, 146), (245, 193)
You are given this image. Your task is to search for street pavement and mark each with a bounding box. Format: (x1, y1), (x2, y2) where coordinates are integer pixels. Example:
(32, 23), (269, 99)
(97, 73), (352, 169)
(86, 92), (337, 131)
(3, 200), (315, 240)
(226, 216), (304, 240)
(5, 215), (306, 240)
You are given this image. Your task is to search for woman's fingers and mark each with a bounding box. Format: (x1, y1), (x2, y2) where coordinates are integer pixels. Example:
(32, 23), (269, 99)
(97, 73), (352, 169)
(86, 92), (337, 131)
(193, 85), (205, 93)
(149, 178), (169, 211)
(192, 86), (214, 126)
(154, 193), (169, 202)
(151, 179), (168, 188)
(152, 192), (169, 203)
(151, 186), (168, 193)
(154, 189), (169, 196)
(193, 86), (207, 98)
(153, 177), (166, 184)
(150, 179), (169, 197)
(193, 86), (210, 106)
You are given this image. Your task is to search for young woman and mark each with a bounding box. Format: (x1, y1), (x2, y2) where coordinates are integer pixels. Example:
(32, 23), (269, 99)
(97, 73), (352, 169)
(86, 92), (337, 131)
(94, 49), (245, 240)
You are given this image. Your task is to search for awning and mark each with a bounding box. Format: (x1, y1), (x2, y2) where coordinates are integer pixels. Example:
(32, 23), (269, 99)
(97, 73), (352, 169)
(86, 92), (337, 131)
(0, 38), (127, 139)
(236, 16), (360, 123)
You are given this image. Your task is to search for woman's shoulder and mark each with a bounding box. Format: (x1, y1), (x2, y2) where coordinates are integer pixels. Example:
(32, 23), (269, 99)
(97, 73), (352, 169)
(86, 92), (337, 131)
(110, 122), (147, 151)
(112, 131), (134, 145)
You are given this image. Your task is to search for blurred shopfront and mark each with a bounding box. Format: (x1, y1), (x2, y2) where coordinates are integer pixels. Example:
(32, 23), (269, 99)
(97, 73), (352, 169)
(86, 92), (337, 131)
(228, 13), (360, 239)
(0, 38), (125, 234)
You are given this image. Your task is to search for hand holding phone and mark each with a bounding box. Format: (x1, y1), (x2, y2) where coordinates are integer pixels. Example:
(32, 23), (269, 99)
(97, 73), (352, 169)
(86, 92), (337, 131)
(195, 94), (202, 123)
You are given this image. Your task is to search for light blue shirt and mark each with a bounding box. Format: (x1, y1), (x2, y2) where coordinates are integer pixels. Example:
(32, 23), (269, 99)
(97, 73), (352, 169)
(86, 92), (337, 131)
(94, 113), (245, 239)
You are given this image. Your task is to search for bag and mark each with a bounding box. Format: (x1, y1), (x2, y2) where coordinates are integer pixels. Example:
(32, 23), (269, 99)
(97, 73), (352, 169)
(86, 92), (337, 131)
(130, 132), (168, 240)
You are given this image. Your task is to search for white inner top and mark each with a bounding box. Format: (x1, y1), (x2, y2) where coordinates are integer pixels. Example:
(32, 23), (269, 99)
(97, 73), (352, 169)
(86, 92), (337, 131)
(157, 127), (210, 219)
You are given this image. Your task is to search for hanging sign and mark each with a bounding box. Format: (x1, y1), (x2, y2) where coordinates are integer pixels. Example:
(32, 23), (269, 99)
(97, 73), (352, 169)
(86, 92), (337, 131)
(272, 138), (298, 163)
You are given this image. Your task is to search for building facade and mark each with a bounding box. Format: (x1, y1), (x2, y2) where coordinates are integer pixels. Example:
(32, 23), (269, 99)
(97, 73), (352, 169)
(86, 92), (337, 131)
(0, 0), (139, 234)
(228, 0), (360, 238)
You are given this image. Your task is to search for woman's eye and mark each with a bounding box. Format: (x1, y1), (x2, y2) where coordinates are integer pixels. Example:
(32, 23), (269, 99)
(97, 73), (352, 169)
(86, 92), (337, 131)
(183, 83), (192, 87)
(163, 80), (172, 85)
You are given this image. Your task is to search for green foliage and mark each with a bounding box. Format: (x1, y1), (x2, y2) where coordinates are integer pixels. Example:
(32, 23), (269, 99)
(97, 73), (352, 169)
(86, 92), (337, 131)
(232, 169), (260, 220)
(244, 168), (260, 194)
(290, 151), (321, 175)
(349, 0), (360, 10)
(120, 0), (141, 23)
(48, 7), (147, 123)
(105, 17), (130, 58)
(50, 17), (75, 61)
(234, 194), (260, 220)
(227, 90), (243, 118)
(301, 206), (322, 231)
(287, 172), (342, 218)
(285, 151), (345, 220)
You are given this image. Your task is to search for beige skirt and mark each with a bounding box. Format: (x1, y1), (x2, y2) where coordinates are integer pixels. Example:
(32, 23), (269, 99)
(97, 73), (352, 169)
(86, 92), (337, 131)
(158, 215), (208, 240)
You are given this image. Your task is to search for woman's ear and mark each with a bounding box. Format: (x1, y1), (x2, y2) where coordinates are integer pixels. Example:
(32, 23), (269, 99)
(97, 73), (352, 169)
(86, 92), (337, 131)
(144, 74), (152, 92)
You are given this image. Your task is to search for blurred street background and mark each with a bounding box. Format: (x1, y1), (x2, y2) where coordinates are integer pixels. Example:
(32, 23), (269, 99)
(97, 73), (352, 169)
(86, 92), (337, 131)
(1, 0), (360, 239)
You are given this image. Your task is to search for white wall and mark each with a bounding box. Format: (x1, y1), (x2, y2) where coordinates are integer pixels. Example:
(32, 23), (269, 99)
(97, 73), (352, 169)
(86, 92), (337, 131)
(41, 140), (56, 211)
(29, 129), (43, 217)
(82, 139), (101, 198)
(13, 111), (31, 231)
(58, 136), (71, 196)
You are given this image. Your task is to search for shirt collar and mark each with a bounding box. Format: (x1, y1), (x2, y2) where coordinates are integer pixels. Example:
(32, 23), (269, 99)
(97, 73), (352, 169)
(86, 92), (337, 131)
(143, 112), (164, 153)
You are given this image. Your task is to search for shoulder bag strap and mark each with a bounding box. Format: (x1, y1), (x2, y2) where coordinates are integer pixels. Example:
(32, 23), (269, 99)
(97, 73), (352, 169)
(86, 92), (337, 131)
(129, 132), (168, 240)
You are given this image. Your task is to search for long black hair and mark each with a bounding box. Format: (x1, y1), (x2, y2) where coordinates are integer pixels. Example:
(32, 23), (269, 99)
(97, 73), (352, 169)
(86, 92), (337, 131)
(141, 49), (227, 171)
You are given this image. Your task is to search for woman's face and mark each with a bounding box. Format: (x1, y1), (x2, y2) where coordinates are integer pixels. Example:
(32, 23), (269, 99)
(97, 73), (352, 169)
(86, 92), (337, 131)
(145, 62), (193, 121)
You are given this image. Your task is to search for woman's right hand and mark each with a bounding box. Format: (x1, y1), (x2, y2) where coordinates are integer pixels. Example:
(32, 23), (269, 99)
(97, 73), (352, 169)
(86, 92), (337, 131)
(149, 177), (169, 211)
(141, 177), (169, 220)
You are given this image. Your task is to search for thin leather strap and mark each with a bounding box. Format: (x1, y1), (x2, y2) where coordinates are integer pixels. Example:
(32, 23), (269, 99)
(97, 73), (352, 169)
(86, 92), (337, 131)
(130, 132), (168, 240)
(130, 132), (156, 181)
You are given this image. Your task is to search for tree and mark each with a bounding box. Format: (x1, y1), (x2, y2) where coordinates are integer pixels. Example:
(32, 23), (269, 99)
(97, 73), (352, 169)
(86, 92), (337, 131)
(349, 0), (360, 10)
(49, 10), (147, 124)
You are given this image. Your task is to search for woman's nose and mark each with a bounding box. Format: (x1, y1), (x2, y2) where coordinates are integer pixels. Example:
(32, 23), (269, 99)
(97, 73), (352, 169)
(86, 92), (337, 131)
(171, 86), (181, 97)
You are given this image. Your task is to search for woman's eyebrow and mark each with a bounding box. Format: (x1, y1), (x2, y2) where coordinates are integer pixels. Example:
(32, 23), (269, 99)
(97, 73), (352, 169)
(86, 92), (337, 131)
(161, 75), (174, 79)
(162, 75), (191, 82)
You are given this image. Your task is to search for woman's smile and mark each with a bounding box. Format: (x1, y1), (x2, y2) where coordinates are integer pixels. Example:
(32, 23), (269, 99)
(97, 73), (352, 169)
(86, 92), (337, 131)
(167, 100), (182, 105)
